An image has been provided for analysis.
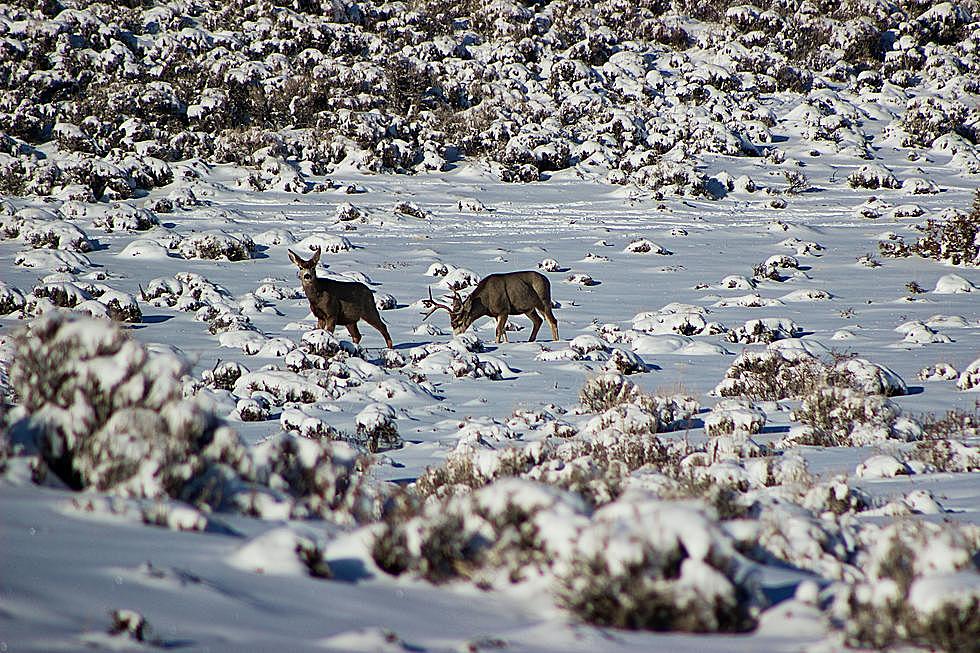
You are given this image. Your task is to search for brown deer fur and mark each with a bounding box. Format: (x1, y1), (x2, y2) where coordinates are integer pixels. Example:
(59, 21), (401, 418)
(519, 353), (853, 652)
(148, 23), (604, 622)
(288, 247), (393, 348)
(423, 270), (559, 343)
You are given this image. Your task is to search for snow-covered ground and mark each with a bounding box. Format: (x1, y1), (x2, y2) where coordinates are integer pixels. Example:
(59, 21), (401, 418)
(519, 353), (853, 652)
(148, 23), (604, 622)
(2, 1), (979, 651)
(3, 159), (978, 652)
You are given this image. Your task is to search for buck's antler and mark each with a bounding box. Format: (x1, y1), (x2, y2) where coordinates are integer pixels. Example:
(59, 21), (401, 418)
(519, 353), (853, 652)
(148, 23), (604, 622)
(421, 286), (455, 321)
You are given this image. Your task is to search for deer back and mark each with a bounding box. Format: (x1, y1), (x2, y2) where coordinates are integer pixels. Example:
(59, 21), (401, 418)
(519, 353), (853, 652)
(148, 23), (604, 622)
(467, 270), (552, 316)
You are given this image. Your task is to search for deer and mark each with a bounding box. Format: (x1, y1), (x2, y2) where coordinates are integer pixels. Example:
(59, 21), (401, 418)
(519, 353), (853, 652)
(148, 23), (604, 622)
(287, 246), (394, 348)
(421, 270), (559, 343)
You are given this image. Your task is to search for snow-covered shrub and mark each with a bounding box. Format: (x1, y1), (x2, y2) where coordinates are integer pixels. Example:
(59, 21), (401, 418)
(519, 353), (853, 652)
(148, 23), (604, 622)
(910, 438), (980, 473)
(374, 293), (397, 311)
(140, 501), (208, 532)
(830, 356), (907, 397)
(98, 290), (142, 323)
(753, 254), (799, 282)
(917, 362), (959, 381)
(294, 234), (353, 255)
(703, 400), (766, 437)
(279, 405), (338, 441)
(631, 306), (718, 336)
(715, 349), (906, 402)
(91, 204), (159, 232)
(301, 329), (343, 358)
(30, 281), (91, 310)
(202, 361), (248, 391)
(899, 96), (973, 148)
(855, 454), (910, 479)
(414, 445), (543, 501)
(236, 397), (270, 422)
(802, 476), (873, 516)
(735, 504), (860, 582)
(556, 499), (760, 632)
(957, 357), (980, 390)
(579, 372), (642, 412)
(727, 318), (801, 344)
(0, 281), (26, 315)
(934, 273), (977, 294)
(8, 313), (246, 498)
(567, 272), (600, 287)
(109, 609), (158, 645)
(178, 231), (255, 261)
(910, 198), (979, 267)
(847, 164), (900, 189)
(438, 267), (480, 290)
(629, 161), (710, 197)
(787, 387), (910, 447)
(583, 403), (662, 442)
(538, 257), (561, 272)
(393, 201), (428, 219)
(624, 239), (671, 255)
(715, 349), (823, 400)
(373, 479), (586, 585)
(233, 370), (333, 405)
(782, 169), (810, 194)
(603, 347), (648, 375)
(881, 195), (979, 266)
(415, 428), (683, 511)
(831, 520), (980, 652)
(355, 403), (402, 453)
(249, 434), (374, 523)
(907, 407), (980, 472)
(21, 220), (94, 254)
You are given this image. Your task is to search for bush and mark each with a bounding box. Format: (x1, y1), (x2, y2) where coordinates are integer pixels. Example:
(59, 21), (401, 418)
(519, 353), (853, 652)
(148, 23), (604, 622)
(556, 499), (760, 632)
(715, 349), (907, 402)
(9, 313), (246, 498)
(355, 403), (403, 453)
(178, 231), (255, 261)
(579, 372), (642, 412)
(109, 609), (159, 646)
(713, 349), (823, 401)
(907, 405), (980, 472)
(847, 164), (900, 189)
(789, 386), (907, 447)
(373, 479), (586, 585)
(831, 520), (980, 652)
(910, 199), (979, 267)
(881, 194), (980, 266)
(579, 374), (698, 429)
(248, 434), (375, 523)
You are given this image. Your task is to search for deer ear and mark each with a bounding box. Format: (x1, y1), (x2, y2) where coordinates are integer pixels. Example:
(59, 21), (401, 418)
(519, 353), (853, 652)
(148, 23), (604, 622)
(309, 246), (321, 267)
(287, 249), (300, 266)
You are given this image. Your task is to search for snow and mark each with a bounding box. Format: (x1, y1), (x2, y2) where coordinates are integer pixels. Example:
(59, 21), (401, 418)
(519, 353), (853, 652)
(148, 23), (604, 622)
(907, 571), (980, 616)
(2, 1), (980, 651)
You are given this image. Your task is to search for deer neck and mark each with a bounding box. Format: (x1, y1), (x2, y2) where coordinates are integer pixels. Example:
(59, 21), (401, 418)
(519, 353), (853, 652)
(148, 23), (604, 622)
(300, 275), (321, 296)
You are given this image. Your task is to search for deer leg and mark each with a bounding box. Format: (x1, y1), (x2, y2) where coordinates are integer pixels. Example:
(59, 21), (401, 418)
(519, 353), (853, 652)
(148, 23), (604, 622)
(541, 304), (559, 341)
(495, 314), (509, 343)
(362, 312), (394, 349)
(346, 322), (362, 344)
(526, 310), (543, 342)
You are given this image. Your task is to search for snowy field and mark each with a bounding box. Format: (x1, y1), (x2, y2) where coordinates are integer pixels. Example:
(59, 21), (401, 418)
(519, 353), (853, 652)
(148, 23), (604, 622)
(2, 1), (980, 651)
(3, 159), (978, 652)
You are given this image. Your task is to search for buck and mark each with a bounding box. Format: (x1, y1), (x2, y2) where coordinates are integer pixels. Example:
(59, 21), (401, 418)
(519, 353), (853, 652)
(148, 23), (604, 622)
(288, 246), (394, 348)
(422, 270), (559, 343)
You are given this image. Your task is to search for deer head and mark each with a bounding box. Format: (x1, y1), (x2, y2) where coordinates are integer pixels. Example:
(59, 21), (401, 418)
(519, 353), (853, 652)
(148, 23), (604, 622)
(287, 246), (321, 286)
(421, 287), (468, 334)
